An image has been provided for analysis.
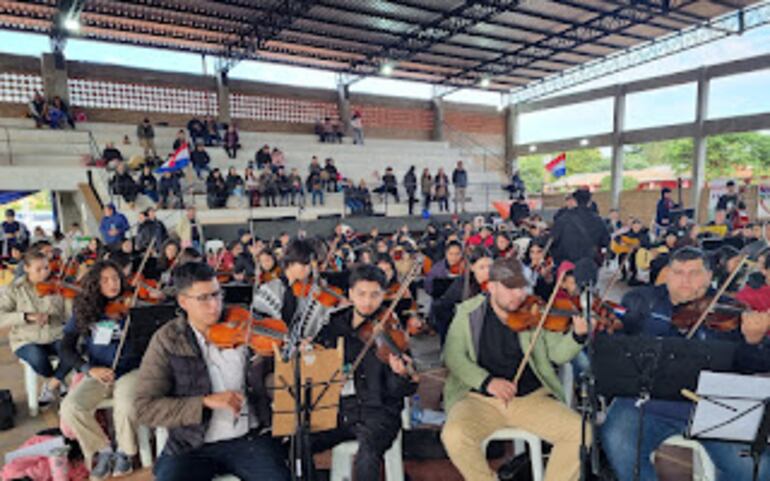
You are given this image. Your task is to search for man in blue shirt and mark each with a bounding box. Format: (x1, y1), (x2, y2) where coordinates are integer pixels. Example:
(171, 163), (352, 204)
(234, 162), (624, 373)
(99, 204), (129, 249)
(602, 246), (770, 480)
(2, 209), (29, 254)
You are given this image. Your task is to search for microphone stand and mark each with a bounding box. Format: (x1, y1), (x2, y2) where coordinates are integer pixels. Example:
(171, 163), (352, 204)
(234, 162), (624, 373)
(579, 283), (601, 480)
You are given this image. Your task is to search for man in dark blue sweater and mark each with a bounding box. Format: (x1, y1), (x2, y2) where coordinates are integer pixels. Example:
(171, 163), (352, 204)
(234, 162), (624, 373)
(602, 246), (770, 481)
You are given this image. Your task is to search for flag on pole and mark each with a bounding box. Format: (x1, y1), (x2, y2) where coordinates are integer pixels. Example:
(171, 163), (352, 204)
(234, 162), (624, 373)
(156, 143), (190, 173)
(545, 152), (567, 178)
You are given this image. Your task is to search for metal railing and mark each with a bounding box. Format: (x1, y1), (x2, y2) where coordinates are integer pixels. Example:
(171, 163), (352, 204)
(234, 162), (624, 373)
(442, 122), (506, 174)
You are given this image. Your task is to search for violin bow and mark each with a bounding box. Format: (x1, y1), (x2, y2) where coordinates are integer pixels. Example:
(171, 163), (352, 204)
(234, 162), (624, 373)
(110, 245), (154, 374)
(685, 255), (749, 339)
(513, 269), (568, 388)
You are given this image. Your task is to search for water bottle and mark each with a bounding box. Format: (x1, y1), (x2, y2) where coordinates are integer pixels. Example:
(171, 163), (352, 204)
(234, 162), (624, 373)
(410, 394), (423, 426)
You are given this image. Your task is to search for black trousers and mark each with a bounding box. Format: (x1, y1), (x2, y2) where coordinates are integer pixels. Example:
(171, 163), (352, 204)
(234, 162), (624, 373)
(311, 405), (401, 481)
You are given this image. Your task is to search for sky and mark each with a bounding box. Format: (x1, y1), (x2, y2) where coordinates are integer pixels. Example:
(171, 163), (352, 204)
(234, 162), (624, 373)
(0, 16), (768, 145)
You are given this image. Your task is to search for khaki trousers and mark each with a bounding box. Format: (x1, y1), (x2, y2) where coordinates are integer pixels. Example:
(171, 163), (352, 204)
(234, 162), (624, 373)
(454, 187), (467, 213)
(60, 370), (139, 467)
(442, 388), (585, 481)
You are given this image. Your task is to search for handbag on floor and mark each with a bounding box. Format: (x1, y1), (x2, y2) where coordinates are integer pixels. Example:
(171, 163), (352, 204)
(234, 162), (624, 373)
(0, 389), (16, 430)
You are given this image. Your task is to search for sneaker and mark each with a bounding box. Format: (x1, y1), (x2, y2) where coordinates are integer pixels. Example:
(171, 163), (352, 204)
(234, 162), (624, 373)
(90, 451), (113, 481)
(37, 383), (57, 406)
(111, 451), (133, 477)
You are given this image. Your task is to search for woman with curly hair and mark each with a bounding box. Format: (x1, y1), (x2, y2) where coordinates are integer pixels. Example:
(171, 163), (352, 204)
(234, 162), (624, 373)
(59, 260), (142, 480)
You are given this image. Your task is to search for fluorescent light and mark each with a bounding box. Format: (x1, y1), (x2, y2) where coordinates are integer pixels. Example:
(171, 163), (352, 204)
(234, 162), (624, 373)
(580, 138), (589, 146)
(63, 17), (80, 32)
(479, 77), (491, 88)
(380, 62), (394, 76)
(529, 145), (537, 153)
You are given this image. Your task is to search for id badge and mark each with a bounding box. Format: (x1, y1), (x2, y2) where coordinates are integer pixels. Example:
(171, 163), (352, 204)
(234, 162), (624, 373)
(93, 321), (117, 346)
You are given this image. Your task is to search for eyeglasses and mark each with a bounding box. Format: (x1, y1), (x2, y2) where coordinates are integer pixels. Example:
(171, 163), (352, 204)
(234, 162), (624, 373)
(181, 290), (223, 303)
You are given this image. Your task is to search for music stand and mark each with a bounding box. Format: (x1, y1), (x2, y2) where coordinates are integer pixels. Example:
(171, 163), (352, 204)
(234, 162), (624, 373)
(431, 277), (455, 299)
(127, 304), (177, 357)
(223, 285), (253, 306)
(686, 371), (770, 481)
(271, 341), (346, 481)
(594, 335), (737, 481)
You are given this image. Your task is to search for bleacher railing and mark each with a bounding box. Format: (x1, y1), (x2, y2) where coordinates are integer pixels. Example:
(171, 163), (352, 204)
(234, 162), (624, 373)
(442, 122), (506, 174)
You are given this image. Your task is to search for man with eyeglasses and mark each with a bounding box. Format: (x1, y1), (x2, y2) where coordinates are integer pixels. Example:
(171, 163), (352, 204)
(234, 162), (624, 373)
(135, 262), (289, 481)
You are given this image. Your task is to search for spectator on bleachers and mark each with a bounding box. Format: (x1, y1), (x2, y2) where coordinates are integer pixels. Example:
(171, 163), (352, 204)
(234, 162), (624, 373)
(99, 203), (129, 247)
(357, 179), (373, 215)
(158, 171), (183, 209)
(375, 166), (399, 204)
(505, 169), (526, 200)
(351, 111), (364, 145)
(244, 167), (260, 207)
(102, 141), (124, 167)
(452, 160), (469, 214)
(172, 129), (187, 151)
(421, 168), (433, 212)
(109, 161), (139, 206)
(135, 207), (168, 253)
(272, 148), (285, 172)
(191, 143), (212, 180)
(434, 167), (450, 212)
(138, 165), (159, 204)
(404, 166), (417, 216)
(322, 117), (335, 143)
(288, 168), (304, 206)
(203, 115), (221, 146)
(308, 169), (324, 206)
(259, 168), (279, 207)
(28, 90), (47, 128)
(256, 144), (272, 170)
(276, 167), (291, 206)
(136, 118), (158, 159)
(30, 226), (49, 245)
(309, 156), (322, 178)
(343, 179), (361, 215)
(324, 158), (339, 192)
(223, 124), (240, 159)
(2, 209), (29, 253)
(332, 119), (344, 143)
(187, 117), (206, 146)
(48, 96), (75, 129)
(175, 206), (203, 250)
(206, 169), (228, 209)
(226, 166), (245, 201)
(314, 118), (325, 142)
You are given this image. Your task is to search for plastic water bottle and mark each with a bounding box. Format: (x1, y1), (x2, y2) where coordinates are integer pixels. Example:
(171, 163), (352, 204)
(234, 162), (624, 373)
(410, 394), (423, 426)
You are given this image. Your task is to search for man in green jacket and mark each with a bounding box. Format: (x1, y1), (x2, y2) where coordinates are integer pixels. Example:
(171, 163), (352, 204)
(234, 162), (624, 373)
(441, 257), (588, 481)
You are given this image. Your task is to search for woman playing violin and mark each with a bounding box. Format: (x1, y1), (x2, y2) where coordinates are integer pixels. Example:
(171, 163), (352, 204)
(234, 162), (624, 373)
(59, 260), (142, 479)
(257, 249), (281, 284)
(0, 249), (72, 406)
(424, 239), (464, 296)
(376, 254), (423, 334)
(430, 247), (493, 344)
(523, 239), (555, 299)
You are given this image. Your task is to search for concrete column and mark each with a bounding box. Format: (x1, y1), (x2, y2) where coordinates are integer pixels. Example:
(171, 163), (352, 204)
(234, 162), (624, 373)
(40, 52), (69, 103)
(431, 97), (444, 141)
(610, 86), (626, 210)
(692, 68), (710, 222)
(504, 104), (519, 176)
(337, 82), (351, 133)
(217, 70), (231, 124)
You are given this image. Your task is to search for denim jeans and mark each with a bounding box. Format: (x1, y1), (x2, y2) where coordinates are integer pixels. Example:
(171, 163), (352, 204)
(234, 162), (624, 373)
(143, 189), (159, 203)
(194, 164), (211, 180)
(154, 432), (290, 481)
(601, 397), (770, 481)
(15, 341), (73, 381)
(311, 189), (324, 206)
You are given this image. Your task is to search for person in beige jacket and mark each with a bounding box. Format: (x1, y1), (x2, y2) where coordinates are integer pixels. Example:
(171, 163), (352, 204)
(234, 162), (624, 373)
(0, 249), (71, 405)
(175, 206), (204, 251)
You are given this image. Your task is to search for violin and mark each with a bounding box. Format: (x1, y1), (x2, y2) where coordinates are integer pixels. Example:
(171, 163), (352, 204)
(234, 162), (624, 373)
(207, 306), (289, 357)
(291, 280), (347, 308)
(36, 280), (81, 299)
(355, 310), (412, 370)
(672, 295), (745, 333)
(104, 292), (134, 320)
(505, 294), (582, 333)
(132, 274), (164, 304)
(448, 261), (465, 276)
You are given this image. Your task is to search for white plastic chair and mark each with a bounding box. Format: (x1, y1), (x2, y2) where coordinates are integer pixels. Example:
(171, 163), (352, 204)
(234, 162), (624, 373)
(330, 432), (404, 481)
(204, 239), (225, 254)
(482, 428), (545, 481)
(21, 360), (41, 417)
(94, 398), (154, 469)
(659, 435), (716, 481)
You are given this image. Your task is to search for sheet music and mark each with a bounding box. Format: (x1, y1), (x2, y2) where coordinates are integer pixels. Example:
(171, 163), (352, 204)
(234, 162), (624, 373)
(688, 371), (770, 443)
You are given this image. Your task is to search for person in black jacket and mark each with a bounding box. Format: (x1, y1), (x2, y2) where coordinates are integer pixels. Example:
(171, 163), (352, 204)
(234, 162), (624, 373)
(135, 208), (168, 253)
(206, 169), (228, 209)
(551, 189), (609, 275)
(375, 167), (399, 204)
(429, 247), (493, 344)
(403, 166), (417, 215)
(102, 142), (124, 165)
(109, 162), (138, 205)
(191, 144), (212, 180)
(311, 264), (417, 481)
(138, 165), (159, 204)
(158, 172), (183, 209)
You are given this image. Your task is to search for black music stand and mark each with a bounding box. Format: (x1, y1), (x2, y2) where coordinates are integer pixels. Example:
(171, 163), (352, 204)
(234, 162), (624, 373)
(594, 335), (736, 481)
(223, 285), (253, 305)
(127, 304), (178, 357)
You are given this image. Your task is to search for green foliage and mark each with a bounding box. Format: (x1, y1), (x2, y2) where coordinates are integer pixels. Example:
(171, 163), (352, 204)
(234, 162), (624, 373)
(600, 175), (639, 191)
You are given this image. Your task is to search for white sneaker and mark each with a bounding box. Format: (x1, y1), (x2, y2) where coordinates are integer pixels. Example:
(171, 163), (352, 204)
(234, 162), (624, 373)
(37, 383), (56, 406)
